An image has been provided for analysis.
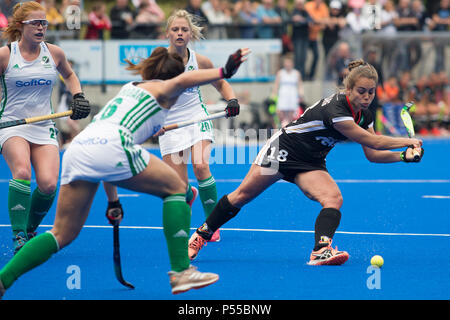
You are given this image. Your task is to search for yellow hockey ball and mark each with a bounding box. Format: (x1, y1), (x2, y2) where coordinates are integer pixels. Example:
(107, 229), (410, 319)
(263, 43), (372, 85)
(371, 255), (384, 267)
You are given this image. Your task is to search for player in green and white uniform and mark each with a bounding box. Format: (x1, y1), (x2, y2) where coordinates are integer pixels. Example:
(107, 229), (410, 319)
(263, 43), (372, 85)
(158, 10), (240, 242)
(0, 1), (89, 253)
(0, 47), (250, 297)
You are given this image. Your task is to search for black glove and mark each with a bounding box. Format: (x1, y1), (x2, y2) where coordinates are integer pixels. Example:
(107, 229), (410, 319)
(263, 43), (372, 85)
(106, 200), (124, 226)
(70, 92), (90, 120)
(400, 146), (424, 163)
(221, 49), (243, 79)
(224, 99), (240, 118)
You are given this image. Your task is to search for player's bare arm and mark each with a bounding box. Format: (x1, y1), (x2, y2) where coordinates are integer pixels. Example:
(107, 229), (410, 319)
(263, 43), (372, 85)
(0, 46), (11, 75)
(197, 53), (236, 100)
(334, 120), (422, 150)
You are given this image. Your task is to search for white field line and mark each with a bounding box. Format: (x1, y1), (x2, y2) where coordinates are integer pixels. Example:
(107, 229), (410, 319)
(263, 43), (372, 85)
(1, 224), (448, 237)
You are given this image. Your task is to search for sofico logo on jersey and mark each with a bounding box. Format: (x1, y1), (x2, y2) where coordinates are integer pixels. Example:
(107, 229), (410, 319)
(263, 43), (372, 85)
(16, 79), (52, 87)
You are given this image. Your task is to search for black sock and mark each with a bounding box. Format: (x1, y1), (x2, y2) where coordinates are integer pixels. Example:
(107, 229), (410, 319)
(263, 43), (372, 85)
(197, 195), (240, 240)
(314, 208), (341, 251)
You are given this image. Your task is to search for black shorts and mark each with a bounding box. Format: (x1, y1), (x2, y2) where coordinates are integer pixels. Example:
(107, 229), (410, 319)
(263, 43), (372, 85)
(254, 130), (327, 183)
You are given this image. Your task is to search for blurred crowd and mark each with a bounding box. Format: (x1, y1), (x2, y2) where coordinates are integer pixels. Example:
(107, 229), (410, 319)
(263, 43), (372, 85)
(0, 0), (449, 137)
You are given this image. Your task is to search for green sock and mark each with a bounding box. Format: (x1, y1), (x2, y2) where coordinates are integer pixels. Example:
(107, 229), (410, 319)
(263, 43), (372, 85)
(198, 176), (217, 218)
(8, 179), (31, 236)
(185, 183), (194, 203)
(27, 188), (57, 233)
(162, 194), (191, 272)
(0, 231), (59, 289)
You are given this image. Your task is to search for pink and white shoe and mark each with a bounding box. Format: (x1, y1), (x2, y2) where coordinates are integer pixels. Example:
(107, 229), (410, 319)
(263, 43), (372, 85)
(307, 239), (349, 266)
(187, 186), (198, 208)
(208, 229), (221, 242)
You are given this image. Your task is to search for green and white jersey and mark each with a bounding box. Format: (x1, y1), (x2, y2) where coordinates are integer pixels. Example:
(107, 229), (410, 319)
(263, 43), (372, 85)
(163, 48), (209, 126)
(0, 41), (57, 124)
(90, 81), (168, 144)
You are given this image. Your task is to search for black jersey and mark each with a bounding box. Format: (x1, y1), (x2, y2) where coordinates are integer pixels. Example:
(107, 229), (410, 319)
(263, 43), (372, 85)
(282, 93), (374, 162)
(255, 93), (374, 182)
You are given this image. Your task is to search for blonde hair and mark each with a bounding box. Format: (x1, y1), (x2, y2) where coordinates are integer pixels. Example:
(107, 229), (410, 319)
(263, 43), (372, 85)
(2, 1), (46, 43)
(165, 9), (204, 41)
(343, 59), (378, 90)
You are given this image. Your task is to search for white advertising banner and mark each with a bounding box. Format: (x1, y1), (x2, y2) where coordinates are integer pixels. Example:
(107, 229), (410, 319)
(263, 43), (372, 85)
(59, 39), (281, 84)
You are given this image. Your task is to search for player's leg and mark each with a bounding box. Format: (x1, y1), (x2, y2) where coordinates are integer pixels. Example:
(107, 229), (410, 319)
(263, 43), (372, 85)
(191, 139), (220, 241)
(113, 154), (218, 292)
(0, 180), (99, 295)
(188, 164), (283, 259)
(28, 143), (60, 237)
(294, 170), (349, 265)
(2, 137), (33, 253)
(162, 151), (197, 207)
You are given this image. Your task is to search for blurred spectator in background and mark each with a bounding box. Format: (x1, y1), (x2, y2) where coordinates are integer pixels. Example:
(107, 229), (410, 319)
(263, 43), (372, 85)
(379, 0), (398, 34)
(430, 0), (450, 73)
(0, 0), (19, 21)
(345, 5), (370, 34)
(237, 0), (260, 39)
(255, 0), (281, 39)
(271, 54), (304, 128)
(85, 1), (111, 39)
(0, 8), (8, 30)
(132, 0), (165, 38)
(332, 41), (352, 86)
(132, 0), (165, 22)
(42, 0), (65, 30)
(202, 0), (232, 39)
(110, 0), (135, 39)
(304, 0), (329, 80)
(275, 0), (293, 53)
(291, 0), (312, 79)
(185, 0), (209, 31)
(322, 0), (346, 71)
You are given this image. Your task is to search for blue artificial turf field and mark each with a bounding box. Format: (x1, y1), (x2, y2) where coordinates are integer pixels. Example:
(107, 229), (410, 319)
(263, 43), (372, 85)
(0, 138), (449, 300)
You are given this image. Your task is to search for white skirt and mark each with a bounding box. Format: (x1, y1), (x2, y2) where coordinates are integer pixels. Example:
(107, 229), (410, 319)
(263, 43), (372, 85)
(60, 125), (151, 185)
(0, 122), (59, 152)
(158, 121), (214, 156)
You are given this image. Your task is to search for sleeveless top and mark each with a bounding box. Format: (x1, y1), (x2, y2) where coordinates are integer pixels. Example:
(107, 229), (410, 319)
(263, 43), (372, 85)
(163, 48), (209, 125)
(1, 41), (57, 124)
(90, 81), (168, 144)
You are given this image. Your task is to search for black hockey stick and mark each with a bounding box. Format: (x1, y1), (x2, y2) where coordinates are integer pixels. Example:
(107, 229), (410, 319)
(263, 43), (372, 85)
(112, 222), (135, 289)
(107, 206), (135, 289)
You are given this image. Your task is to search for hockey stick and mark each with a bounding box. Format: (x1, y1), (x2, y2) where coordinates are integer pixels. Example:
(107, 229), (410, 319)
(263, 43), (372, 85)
(0, 110), (73, 129)
(112, 222), (135, 289)
(107, 206), (135, 289)
(400, 101), (420, 161)
(162, 111), (227, 132)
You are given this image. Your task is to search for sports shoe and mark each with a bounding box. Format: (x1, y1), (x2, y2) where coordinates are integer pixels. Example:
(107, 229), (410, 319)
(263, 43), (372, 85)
(188, 231), (207, 260)
(208, 229), (221, 242)
(187, 186), (198, 208)
(307, 240), (349, 266)
(13, 231), (28, 254)
(168, 265), (219, 294)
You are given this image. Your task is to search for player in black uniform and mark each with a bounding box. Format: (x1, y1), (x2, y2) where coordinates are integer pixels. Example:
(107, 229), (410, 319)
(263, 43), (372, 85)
(188, 59), (424, 266)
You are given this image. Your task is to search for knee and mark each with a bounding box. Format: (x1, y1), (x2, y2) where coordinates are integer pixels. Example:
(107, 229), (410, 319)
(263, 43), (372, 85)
(165, 177), (187, 197)
(320, 193), (343, 209)
(38, 180), (58, 195)
(13, 167), (32, 181)
(192, 162), (211, 179)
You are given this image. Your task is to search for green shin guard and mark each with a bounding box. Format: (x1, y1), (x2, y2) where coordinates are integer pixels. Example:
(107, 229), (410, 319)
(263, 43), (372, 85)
(0, 231), (59, 290)
(162, 194), (191, 272)
(198, 176), (217, 218)
(8, 179), (31, 236)
(27, 188), (57, 234)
